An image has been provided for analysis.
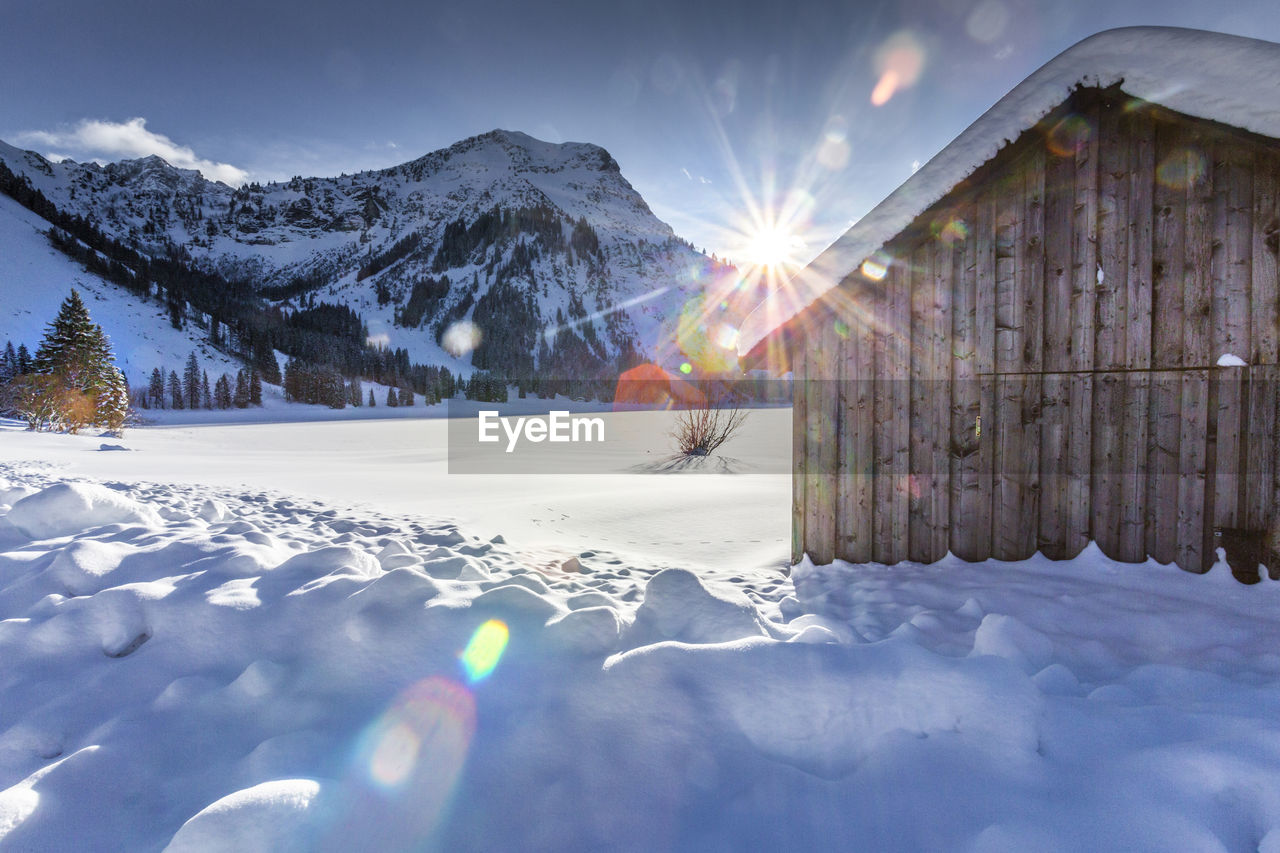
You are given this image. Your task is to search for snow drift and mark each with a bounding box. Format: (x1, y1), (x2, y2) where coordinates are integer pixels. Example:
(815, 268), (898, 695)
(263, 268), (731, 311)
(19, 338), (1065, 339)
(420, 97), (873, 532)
(1, 464), (1279, 851)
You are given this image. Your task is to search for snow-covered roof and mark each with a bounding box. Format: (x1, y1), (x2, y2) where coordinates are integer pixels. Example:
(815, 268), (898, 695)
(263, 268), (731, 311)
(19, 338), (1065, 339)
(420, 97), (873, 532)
(737, 26), (1280, 356)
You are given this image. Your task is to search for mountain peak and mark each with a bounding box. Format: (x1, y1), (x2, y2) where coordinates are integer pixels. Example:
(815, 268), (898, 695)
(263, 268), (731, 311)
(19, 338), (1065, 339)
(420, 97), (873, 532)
(0, 125), (721, 380)
(432, 129), (621, 175)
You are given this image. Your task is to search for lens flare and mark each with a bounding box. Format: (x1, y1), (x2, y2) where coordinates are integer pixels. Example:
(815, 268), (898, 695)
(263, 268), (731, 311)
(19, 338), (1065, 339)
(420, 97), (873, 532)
(817, 118), (851, 170)
(712, 60), (740, 116)
(934, 218), (969, 245)
(336, 677), (477, 849)
(713, 323), (740, 350)
(676, 294), (739, 373)
(362, 678), (476, 792)
(614, 363), (676, 409)
(860, 252), (890, 281)
(1046, 114), (1092, 157)
(871, 31), (926, 106)
(442, 321), (482, 357)
(460, 619), (509, 683)
(540, 286), (672, 350)
(965, 0), (1009, 44)
(1156, 147), (1207, 189)
(645, 39), (854, 377)
(370, 721), (421, 788)
(871, 70), (900, 107)
(743, 224), (804, 268)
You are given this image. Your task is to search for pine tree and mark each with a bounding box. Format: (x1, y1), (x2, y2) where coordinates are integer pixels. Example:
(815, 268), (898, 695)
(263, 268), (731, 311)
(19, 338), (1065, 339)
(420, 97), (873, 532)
(398, 387), (413, 406)
(386, 387), (397, 407)
(97, 366), (129, 434)
(33, 292), (88, 373)
(249, 370), (262, 406)
(1, 341), (16, 381)
(28, 291), (130, 431)
(253, 337), (281, 385)
(214, 374), (232, 409)
(283, 359), (296, 402)
(168, 371), (184, 409)
(149, 367), (166, 409)
(0, 343), (15, 418)
(368, 388), (376, 407)
(234, 369), (250, 408)
(33, 290), (103, 385)
(201, 371), (212, 409)
(132, 377), (150, 410)
(183, 352), (201, 410)
(325, 370), (346, 409)
(16, 345), (32, 375)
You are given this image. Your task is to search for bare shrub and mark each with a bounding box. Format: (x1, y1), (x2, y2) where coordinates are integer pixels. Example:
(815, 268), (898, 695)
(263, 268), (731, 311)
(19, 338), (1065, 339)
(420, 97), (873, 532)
(10, 374), (61, 431)
(671, 398), (748, 456)
(60, 388), (97, 434)
(10, 374), (96, 433)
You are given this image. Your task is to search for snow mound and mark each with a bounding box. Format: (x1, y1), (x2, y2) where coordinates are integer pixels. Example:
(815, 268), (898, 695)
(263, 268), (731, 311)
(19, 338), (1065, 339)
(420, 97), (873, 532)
(272, 546), (381, 583)
(629, 568), (771, 644)
(5, 482), (163, 539)
(0, 784), (37, 840)
(566, 590), (615, 610)
(198, 499), (230, 523)
(971, 613), (1055, 674)
(471, 583), (564, 624)
(0, 748), (98, 842)
(0, 484), (35, 507)
(163, 779), (326, 853)
(375, 540), (419, 570)
(607, 635), (1042, 779)
(546, 605), (626, 654)
(45, 540), (137, 596)
(420, 552), (490, 581)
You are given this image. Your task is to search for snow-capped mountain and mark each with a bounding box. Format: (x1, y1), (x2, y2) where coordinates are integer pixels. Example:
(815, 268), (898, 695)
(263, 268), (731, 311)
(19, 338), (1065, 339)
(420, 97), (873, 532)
(0, 131), (747, 380)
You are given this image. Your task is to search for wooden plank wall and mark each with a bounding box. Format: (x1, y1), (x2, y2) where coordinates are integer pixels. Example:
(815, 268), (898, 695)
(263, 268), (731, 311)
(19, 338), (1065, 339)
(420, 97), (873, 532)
(799, 88), (1280, 574)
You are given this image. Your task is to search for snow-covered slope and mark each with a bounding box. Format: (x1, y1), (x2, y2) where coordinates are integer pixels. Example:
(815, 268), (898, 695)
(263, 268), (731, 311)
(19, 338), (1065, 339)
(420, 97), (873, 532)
(0, 130), (746, 376)
(739, 26), (1280, 353)
(0, 193), (240, 383)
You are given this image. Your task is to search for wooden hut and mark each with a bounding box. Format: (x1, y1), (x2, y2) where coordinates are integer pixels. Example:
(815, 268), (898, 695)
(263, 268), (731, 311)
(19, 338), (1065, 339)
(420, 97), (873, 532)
(749, 28), (1280, 575)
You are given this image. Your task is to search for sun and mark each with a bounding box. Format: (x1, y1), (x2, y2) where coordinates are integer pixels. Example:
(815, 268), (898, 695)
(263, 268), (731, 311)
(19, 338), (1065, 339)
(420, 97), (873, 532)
(743, 224), (804, 269)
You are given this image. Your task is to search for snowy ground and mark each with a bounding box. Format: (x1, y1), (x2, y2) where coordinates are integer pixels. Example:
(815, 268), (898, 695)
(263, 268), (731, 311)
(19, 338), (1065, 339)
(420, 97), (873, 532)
(2, 413), (1280, 851)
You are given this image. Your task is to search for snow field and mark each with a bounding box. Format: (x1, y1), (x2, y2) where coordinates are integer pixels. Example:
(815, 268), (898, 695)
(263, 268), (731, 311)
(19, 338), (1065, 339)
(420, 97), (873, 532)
(0, 422), (1278, 849)
(0, 412), (794, 572)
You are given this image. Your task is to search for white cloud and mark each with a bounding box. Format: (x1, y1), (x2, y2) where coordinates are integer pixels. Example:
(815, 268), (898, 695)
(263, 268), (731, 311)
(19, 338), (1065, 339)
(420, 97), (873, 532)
(13, 118), (249, 185)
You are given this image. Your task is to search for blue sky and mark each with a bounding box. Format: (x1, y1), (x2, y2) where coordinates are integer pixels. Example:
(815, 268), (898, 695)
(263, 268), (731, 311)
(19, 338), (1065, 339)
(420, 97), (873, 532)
(4, 0), (1280, 264)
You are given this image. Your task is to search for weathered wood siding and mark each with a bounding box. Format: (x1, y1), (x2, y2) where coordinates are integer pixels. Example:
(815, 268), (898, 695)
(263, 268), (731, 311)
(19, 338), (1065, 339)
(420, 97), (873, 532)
(793, 87), (1280, 574)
